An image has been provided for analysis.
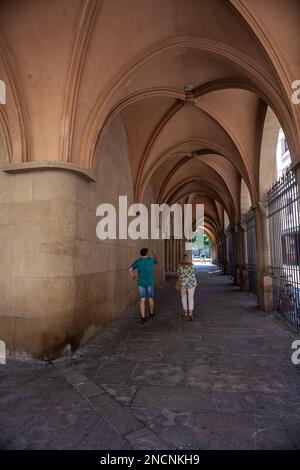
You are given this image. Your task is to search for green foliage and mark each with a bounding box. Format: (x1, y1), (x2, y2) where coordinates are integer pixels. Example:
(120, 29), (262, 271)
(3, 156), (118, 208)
(204, 233), (210, 246)
(192, 231), (211, 249)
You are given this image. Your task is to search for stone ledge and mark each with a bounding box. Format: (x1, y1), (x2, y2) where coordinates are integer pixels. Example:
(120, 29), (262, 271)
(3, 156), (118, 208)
(3, 161), (96, 182)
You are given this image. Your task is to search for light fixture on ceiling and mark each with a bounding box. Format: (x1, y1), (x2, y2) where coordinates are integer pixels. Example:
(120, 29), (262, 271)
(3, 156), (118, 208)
(184, 84), (194, 92)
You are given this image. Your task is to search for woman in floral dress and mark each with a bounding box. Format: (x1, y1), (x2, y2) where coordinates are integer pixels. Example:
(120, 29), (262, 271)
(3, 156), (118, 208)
(177, 254), (197, 320)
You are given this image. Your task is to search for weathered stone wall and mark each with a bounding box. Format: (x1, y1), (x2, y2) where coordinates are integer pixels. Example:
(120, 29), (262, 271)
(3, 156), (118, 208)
(0, 116), (164, 358)
(73, 115), (165, 350)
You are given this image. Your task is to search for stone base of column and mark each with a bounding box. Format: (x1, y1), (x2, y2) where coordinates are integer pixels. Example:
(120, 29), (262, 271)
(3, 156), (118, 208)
(257, 275), (273, 311)
(235, 267), (240, 285)
(239, 266), (249, 291)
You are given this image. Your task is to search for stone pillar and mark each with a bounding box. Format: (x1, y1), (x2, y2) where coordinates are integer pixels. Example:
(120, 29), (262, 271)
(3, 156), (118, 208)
(221, 234), (227, 274)
(235, 226), (241, 285)
(178, 238), (182, 264)
(165, 239), (169, 272)
(169, 237), (172, 271)
(220, 240), (223, 266)
(217, 240), (222, 268)
(237, 222), (249, 291)
(253, 202), (273, 310)
(177, 238), (180, 267)
(176, 239), (179, 266)
(172, 236), (176, 271)
(211, 243), (217, 264)
(214, 242), (219, 264)
(233, 226), (239, 285)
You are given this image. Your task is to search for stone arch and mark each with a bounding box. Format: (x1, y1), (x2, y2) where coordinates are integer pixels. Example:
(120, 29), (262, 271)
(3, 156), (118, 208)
(161, 177), (235, 225)
(155, 155), (239, 215)
(0, 33), (30, 163)
(81, 37), (298, 170)
(138, 139), (250, 203)
(224, 211), (230, 231)
(0, 104), (12, 164)
(0, 124), (6, 163)
(240, 178), (252, 217)
(259, 106), (281, 201)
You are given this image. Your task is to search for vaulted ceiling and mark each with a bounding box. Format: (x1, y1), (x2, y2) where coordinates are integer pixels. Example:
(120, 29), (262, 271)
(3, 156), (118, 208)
(1, 0), (300, 243)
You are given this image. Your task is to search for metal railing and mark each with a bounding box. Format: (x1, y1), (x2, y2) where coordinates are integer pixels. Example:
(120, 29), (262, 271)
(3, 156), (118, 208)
(267, 169), (300, 331)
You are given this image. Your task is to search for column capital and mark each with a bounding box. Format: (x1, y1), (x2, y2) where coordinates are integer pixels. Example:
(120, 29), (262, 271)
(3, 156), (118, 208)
(252, 201), (268, 218)
(236, 221), (246, 231)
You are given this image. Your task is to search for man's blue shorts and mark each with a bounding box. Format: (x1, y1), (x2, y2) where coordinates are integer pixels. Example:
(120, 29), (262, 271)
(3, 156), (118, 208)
(138, 285), (154, 299)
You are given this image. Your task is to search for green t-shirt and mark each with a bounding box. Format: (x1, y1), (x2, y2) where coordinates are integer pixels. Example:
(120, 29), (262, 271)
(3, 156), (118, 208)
(130, 257), (158, 287)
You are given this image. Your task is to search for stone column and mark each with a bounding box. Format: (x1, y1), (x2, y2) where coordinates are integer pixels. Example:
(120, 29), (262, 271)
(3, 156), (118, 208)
(177, 238), (180, 267)
(221, 234), (227, 274)
(169, 238), (173, 271)
(211, 243), (217, 264)
(214, 242), (219, 264)
(172, 236), (176, 271)
(253, 202), (273, 310)
(237, 221), (249, 291)
(165, 239), (169, 272)
(178, 238), (182, 264)
(177, 239), (180, 267)
(232, 226), (239, 284)
(217, 240), (222, 268)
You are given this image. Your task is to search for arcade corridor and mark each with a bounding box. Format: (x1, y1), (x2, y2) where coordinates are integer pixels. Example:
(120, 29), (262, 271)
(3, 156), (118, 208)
(1, 265), (299, 450)
(1, 0), (300, 360)
(1, 0), (300, 454)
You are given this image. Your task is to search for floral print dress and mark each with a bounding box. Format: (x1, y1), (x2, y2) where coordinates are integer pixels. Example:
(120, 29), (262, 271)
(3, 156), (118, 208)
(177, 264), (197, 289)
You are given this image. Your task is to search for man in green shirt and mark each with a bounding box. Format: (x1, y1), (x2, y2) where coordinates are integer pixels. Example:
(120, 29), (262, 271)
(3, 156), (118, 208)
(129, 248), (159, 322)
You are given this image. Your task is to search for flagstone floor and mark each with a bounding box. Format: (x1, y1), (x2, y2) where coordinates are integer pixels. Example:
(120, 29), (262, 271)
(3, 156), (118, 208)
(1, 264), (300, 450)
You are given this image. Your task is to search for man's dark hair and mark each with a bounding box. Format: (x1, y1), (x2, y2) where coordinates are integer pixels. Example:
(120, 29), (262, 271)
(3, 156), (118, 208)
(140, 248), (148, 256)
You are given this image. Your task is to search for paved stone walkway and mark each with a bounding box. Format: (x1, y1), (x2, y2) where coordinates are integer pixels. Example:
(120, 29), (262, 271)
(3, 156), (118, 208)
(1, 264), (300, 450)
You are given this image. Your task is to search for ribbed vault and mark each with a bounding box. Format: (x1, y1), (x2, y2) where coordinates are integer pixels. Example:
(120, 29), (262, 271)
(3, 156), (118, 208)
(1, 0), (300, 260)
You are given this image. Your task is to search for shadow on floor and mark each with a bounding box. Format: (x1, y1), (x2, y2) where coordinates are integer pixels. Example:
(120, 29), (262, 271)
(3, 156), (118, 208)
(1, 267), (300, 450)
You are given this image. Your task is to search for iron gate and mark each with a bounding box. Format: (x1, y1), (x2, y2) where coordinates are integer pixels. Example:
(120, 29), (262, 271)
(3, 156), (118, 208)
(246, 209), (257, 293)
(267, 169), (300, 331)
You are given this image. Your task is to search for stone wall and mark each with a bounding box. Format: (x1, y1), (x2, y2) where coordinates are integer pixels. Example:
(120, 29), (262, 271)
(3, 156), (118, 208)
(0, 116), (164, 358)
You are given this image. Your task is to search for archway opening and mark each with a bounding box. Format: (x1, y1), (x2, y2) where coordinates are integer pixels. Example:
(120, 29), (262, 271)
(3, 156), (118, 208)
(192, 230), (212, 264)
(276, 128), (291, 178)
